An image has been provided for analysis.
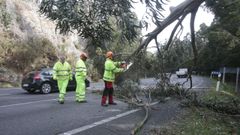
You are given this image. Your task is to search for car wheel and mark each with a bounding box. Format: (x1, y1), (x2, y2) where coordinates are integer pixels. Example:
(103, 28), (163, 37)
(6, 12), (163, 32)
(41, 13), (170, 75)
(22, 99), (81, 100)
(41, 82), (52, 94)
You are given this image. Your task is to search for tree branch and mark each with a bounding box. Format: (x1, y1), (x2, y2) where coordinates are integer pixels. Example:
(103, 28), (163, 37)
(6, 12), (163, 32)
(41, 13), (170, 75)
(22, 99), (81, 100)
(190, 8), (199, 66)
(126, 0), (205, 62)
(131, 105), (149, 135)
(165, 13), (188, 50)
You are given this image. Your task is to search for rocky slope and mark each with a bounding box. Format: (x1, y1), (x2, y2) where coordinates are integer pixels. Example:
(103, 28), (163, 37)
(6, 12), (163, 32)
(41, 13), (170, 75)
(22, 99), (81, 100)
(0, 0), (87, 86)
(3, 0), (86, 53)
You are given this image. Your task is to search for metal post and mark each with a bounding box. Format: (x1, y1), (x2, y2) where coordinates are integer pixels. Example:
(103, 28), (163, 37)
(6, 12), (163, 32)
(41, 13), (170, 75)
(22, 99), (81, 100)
(236, 68), (239, 93)
(222, 67), (226, 83)
(216, 73), (221, 92)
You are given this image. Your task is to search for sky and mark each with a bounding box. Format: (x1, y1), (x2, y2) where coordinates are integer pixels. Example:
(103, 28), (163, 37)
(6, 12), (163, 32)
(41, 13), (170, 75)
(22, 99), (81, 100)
(132, 0), (214, 51)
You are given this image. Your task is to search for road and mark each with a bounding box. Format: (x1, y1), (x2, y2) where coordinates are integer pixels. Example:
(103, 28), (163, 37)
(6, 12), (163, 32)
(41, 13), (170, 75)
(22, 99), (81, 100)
(0, 75), (211, 135)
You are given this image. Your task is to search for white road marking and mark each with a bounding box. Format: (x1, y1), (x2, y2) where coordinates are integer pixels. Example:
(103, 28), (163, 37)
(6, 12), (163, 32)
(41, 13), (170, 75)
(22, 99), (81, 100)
(0, 97), (73, 108)
(107, 109), (121, 112)
(0, 94), (13, 97)
(0, 99), (57, 108)
(192, 87), (211, 89)
(60, 109), (140, 135)
(0, 88), (19, 90)
(59, 102), (159, 135)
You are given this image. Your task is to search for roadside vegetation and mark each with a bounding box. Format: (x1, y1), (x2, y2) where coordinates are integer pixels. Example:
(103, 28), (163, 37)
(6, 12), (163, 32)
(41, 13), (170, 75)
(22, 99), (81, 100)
(0, 82), (15, 87)
(150, 80), (240, 135)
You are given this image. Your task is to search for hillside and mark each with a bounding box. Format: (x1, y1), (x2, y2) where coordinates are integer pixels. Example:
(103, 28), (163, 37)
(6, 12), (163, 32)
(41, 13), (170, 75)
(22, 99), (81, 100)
(0, 0), (85, 85)
(4, 0), (84, 51)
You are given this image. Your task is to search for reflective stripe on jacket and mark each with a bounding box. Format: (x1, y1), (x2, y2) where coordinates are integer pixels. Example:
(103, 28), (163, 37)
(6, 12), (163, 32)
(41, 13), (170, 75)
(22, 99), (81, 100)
(53, 61), (72, 80)
(103, 58), (123, 82)
(75, 59), (87, 78)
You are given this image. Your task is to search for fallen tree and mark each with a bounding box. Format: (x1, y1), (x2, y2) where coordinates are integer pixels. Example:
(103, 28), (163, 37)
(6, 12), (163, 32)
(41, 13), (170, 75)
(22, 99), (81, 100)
(40, 0), (238, 134)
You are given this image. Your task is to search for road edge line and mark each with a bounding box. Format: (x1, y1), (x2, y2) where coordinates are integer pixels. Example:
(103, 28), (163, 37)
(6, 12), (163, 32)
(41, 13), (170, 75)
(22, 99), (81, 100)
(59, 102), (159, 135)
(0, 97), (73, 108)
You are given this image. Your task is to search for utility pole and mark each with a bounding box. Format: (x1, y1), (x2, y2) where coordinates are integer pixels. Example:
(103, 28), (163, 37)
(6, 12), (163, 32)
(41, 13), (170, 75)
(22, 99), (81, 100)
(222, 67), (226, 83)
(236, 67), (239, 93)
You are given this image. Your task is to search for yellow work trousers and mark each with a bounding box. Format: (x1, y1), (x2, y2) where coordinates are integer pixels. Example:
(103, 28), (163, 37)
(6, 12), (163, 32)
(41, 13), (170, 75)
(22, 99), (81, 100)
(75, 77), (86, 101)
(57, 79), (69, 101)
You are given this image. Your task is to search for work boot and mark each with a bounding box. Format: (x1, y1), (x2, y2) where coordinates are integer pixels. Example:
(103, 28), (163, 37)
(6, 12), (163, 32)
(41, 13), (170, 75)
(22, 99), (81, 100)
(78, 100), (87, 103)
(109, 102), (117, 105)
(58, 100), (64, 104)
(101, 103), (108, 107)
(101, 96), (108, 107)
(109, 95), (117, 105)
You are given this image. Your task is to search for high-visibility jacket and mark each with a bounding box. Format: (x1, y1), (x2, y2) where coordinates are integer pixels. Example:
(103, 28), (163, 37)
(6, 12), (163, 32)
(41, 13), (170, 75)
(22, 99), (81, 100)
(103, 58), (123, 82)
(75, 59), (87, 78)
(53, 61), (72, 80)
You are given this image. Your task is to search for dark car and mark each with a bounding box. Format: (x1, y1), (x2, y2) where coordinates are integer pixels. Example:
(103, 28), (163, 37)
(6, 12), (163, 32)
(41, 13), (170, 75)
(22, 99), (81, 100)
(21, 68), (89, 94)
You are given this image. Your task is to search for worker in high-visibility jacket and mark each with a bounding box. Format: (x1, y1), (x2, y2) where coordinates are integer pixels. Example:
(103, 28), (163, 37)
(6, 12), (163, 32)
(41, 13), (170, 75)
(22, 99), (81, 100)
(101, 51), (125, 106)
(53, 55), (72, 104)
(75, 52), (88, 103)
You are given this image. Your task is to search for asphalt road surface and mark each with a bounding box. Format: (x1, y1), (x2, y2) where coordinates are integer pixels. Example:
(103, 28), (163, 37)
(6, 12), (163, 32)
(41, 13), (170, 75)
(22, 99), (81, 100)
(0, 75), (211, 135)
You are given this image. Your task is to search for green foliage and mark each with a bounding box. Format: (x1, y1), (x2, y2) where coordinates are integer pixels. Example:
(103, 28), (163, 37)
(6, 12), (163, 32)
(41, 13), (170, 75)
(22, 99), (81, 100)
(181, 80), (240, 115)
(0, 67), (20, 87)
(0, 82), (15, 88)
(87, 17), (141, 80)
(153, 108), (240, 135)
(39, 0), (139, 47)
(91, 54), (105, 79)
(206, 0), (240, 38)
(115, 79), (139, 99)
(115, 51), (160, 84)
(152, 81), (240, 135)
(148, 0), (240, 74)
(203, 81), (240, 113)
(0, 0), (11, 28)
(199, 0), (240, 71)
(39, 0), (143, 81)
(163, 39), (193, 71)
(0, 32), (15, 65)
(157, 32), (207, 73)
(161, 21), (240, 73)
(89, 42), (140, 81)
(201, 90), (240, 114)
(0, 34), (57, 74)
(197, 22), (240, 71)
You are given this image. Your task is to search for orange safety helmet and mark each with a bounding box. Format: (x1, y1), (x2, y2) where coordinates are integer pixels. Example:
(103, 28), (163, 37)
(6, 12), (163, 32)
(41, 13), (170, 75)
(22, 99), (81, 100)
(106, 51), (113, 58)
(80, 52), (88, 59)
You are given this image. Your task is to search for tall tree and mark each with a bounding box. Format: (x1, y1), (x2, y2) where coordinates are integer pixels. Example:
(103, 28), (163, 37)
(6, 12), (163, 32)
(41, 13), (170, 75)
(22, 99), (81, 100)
(39, 0), (205, 62)
(39, 0), (139, 49)
(206, 0), (240, 38)
(40, 0), (240, 73)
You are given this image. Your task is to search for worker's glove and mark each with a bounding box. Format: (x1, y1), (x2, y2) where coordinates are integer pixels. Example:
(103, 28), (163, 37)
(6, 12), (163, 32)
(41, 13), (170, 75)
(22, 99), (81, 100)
(121, 61), (126, 64)
(121, 63), (127, 68)
(120, 61), (127, 68)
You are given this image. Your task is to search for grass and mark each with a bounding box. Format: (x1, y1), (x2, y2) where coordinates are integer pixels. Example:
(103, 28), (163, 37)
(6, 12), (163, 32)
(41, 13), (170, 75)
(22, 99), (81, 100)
(150, 79), (240, 135)
(153, 108), (240, 135)
(211, 79), (239, 95)
(0, 82), (19, 88)
(205, 81), (239, 112)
